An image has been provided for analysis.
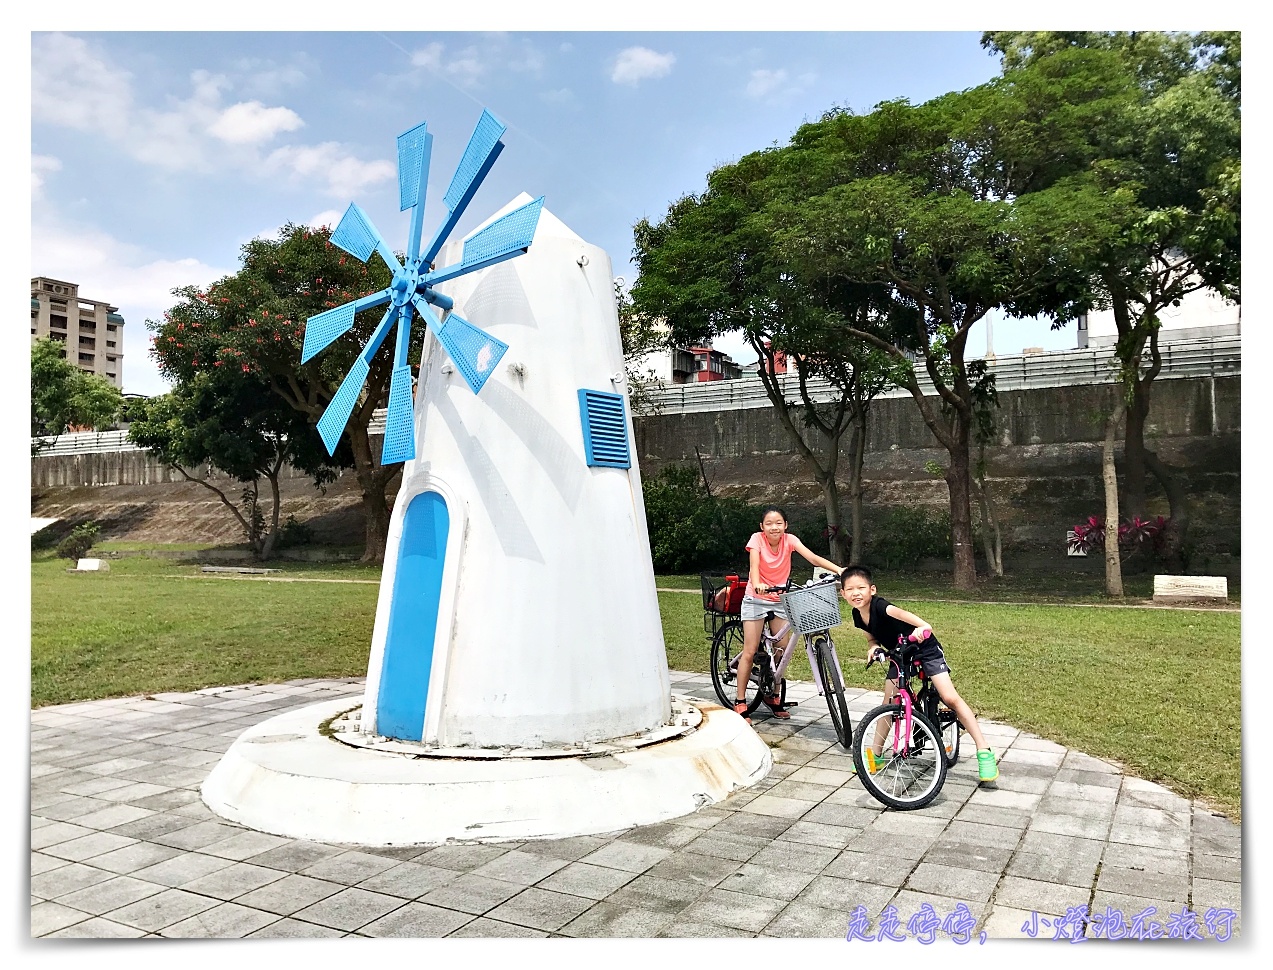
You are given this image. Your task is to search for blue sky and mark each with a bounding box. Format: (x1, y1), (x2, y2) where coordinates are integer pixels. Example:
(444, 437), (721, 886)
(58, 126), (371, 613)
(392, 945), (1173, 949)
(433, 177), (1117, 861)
(30, 29), (1090, 396)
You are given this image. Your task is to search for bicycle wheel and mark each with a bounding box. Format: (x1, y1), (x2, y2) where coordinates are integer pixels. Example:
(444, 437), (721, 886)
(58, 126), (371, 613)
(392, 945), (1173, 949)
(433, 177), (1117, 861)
(813, 636), (852, 749)
(921, 686), (961, 768)
(937, 704), (961, 767)
(710, 620), (764, 715)
(852, 703), (947, 810)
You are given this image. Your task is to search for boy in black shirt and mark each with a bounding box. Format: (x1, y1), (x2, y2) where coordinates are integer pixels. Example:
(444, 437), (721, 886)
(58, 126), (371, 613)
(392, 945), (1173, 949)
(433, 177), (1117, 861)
(840, 564), (999, 782)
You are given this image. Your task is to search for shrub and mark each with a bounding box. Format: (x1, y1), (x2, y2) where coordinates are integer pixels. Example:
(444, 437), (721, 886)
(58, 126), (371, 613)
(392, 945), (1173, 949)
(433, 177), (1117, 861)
(276, 514), (314, 550)
(56, 521), (100, 562)
(865, 506), (952, 571)
(1068, 515), (1169, 559)
(642, 465), (760, 573)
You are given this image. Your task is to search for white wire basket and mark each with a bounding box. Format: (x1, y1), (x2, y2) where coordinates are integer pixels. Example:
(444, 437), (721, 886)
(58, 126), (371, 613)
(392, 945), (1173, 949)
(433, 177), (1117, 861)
(780, 579), (842, 635)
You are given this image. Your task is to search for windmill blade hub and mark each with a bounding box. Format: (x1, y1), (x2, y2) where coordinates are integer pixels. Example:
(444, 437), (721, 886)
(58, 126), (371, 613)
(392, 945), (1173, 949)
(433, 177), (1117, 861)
(390, 265), (421, 307)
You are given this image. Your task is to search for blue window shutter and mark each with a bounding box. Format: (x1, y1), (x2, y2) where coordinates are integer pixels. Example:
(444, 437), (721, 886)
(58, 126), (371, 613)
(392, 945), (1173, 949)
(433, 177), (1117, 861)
(578, 389), (631, 469)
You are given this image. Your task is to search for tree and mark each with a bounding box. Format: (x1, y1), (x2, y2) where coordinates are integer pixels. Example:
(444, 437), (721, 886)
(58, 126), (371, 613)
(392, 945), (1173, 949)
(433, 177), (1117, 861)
(614, 278), (667, 416)
(632, 154), (891, 566)
(127, 370), (345, 559)
(31, 337), (123, 451)
(148, 224), (411, 562)
(983, 31), (1241, 569)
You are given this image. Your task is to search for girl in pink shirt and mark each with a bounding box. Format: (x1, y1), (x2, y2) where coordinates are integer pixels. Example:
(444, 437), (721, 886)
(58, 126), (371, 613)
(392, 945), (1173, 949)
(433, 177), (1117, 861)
(735, 506), (842, 723)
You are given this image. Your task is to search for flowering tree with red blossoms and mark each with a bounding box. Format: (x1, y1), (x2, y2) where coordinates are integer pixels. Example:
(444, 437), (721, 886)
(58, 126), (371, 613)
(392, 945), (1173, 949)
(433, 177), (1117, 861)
(146, 223), (419, 563)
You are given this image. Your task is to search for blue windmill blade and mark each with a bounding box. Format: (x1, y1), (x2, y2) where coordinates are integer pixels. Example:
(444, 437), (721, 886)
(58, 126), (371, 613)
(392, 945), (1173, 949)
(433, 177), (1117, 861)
(421, 109), (507, 265)
(315, 304), (401, 455)
(397, 123), (433, 262)
(330, 203), (403, 276)
(413, 295), (507, 395)
(381, 304), (416, 465)
(422, 196), (545, 287)
(301, 289), (392, 364)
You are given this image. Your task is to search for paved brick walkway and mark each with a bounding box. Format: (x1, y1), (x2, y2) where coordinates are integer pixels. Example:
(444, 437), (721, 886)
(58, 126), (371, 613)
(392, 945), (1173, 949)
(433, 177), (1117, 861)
(30, 674), (1241, 940)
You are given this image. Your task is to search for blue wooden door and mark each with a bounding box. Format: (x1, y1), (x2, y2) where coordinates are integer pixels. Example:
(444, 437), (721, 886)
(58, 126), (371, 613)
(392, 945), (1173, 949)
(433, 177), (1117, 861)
(376, 490), (449, 740)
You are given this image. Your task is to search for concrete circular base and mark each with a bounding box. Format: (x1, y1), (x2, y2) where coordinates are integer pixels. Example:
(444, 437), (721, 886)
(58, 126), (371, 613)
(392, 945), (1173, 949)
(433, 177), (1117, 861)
(201, 695), (772, 845)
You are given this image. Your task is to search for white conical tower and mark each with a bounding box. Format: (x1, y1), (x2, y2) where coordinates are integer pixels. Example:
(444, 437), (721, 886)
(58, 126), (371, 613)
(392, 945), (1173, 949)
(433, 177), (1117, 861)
(360, 196), (670, 748)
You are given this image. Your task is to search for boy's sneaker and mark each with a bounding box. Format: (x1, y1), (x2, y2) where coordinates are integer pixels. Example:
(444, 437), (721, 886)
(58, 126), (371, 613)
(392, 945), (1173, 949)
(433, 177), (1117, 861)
(976, 749), (999, 783)
(852, 749), (883, 775)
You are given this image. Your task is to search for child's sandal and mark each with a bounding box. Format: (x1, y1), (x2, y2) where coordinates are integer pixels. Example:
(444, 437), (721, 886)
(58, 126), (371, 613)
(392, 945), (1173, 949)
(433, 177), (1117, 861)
(733, 701), (752, 725)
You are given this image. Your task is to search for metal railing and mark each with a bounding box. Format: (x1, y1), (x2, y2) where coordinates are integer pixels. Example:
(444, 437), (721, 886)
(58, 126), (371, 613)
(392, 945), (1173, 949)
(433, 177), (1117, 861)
(32, 335), (1239, 455)
(643, 335), (1240, 415)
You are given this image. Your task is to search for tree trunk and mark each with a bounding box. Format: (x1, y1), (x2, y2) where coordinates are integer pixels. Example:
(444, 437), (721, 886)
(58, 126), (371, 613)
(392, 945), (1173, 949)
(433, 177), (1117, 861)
(1103, 400), (1126, 596)
(1122, 379), (1152, 519)
(848, 410), (866, 564)
(818, 473), (849, 565)
(944, 418), (978, 590)
(259, 472), (282, 561)
(348, 428), (396, 564)
(1145, 449), (1191, 572)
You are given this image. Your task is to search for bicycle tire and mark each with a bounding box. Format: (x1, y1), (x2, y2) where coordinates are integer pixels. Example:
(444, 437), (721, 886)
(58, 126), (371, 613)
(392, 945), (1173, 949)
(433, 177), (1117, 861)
(937, 704), (961, 767)
(920, 686), (961, 768)
(852, 702), (947, 810)
(813, 636), (852, 749)
(709, 620), (764, 715)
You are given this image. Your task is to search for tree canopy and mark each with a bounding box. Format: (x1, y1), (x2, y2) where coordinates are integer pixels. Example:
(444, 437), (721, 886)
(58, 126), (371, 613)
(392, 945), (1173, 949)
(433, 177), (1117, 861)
(148, 223), (414, 562)
(31, 337), (123, 448)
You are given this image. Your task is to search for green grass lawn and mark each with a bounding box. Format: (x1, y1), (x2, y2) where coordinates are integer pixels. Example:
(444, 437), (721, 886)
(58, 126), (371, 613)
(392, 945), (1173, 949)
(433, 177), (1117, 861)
(31, 553), (1241, 820)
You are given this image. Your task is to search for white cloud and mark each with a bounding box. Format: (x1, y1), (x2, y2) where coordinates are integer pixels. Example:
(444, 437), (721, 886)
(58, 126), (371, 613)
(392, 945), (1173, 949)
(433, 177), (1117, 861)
(208, 101), (304, 144)
(747, 69), (788, 99)
(409, 36), (544, 89)
(32, 218), (231, 397)
(307, 209), (345, 232)
(411, 42), (445, 70)
(611, 47), (675, 86)
(745, 67), (816, 101)
(31, 155), (62, 200)
(32, 33), (383, 197)
(264, 143), (396, 199)
(539, 87), (574, 105)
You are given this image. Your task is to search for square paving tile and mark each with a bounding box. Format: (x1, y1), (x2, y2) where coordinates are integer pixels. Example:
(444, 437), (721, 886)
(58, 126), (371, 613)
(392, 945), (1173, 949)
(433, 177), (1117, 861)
(181, 861), (288, 900)
(299, 849), (400, 884)
(483, 886), (595, 932)
(83, 840), (183, 876)
(738, 794), (818, 819)
(618, 821), (704, 850)
(904, 861), (999, 903)
(993, 875), (1092, 916)
(644, 849), (740, 888)
(677, 887), (785, 933)
(245, 840), (346, 872)
(230, 873), (345, 915)
(104, 888), (220, 933)
(761, 900), (853, 938)
(355, 861), (462, 899)
(602, 873), (706, 915)
(55, 874), (166, 916)
(1096, 864), (1189, 902)
(534, 861), (638, 900)
(31, 862), (116, 901)
(106, 813), (200, 842)
(795, 874), (895, 916)
(822, 849), (912, 888)
(129, 851), (237, 888)
(30, 901), (94, 937)
(413, 843), (511, 872)
(159, 901), (281, 938)
(558, 901), (674, 937)
(151, 819), (246, 851)
(923, 840), (1013, 874)
(41, 830), (138, 863)
(200, 829), (294, 861)
(718, 862), (818, 900)
(358, 900), (476, 937)
(290, 886), (408, 932)
(42, 915), (149, 938)
(469, 849), (571, 885)
(416, 873), (526, 916)
(577, 840), (673, 874)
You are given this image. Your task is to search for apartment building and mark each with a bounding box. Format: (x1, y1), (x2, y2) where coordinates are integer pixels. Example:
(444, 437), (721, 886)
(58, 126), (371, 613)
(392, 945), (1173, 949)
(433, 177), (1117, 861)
(31, 277), (125, 388)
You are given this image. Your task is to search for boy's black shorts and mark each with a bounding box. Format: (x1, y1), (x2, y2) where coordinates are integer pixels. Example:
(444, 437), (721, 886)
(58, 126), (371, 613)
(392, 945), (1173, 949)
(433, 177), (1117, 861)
(886, 636), (951, 681)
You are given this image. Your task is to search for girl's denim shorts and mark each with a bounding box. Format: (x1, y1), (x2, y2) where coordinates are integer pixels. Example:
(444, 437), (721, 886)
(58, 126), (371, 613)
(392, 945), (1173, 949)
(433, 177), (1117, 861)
(740, 593), (789, 622)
